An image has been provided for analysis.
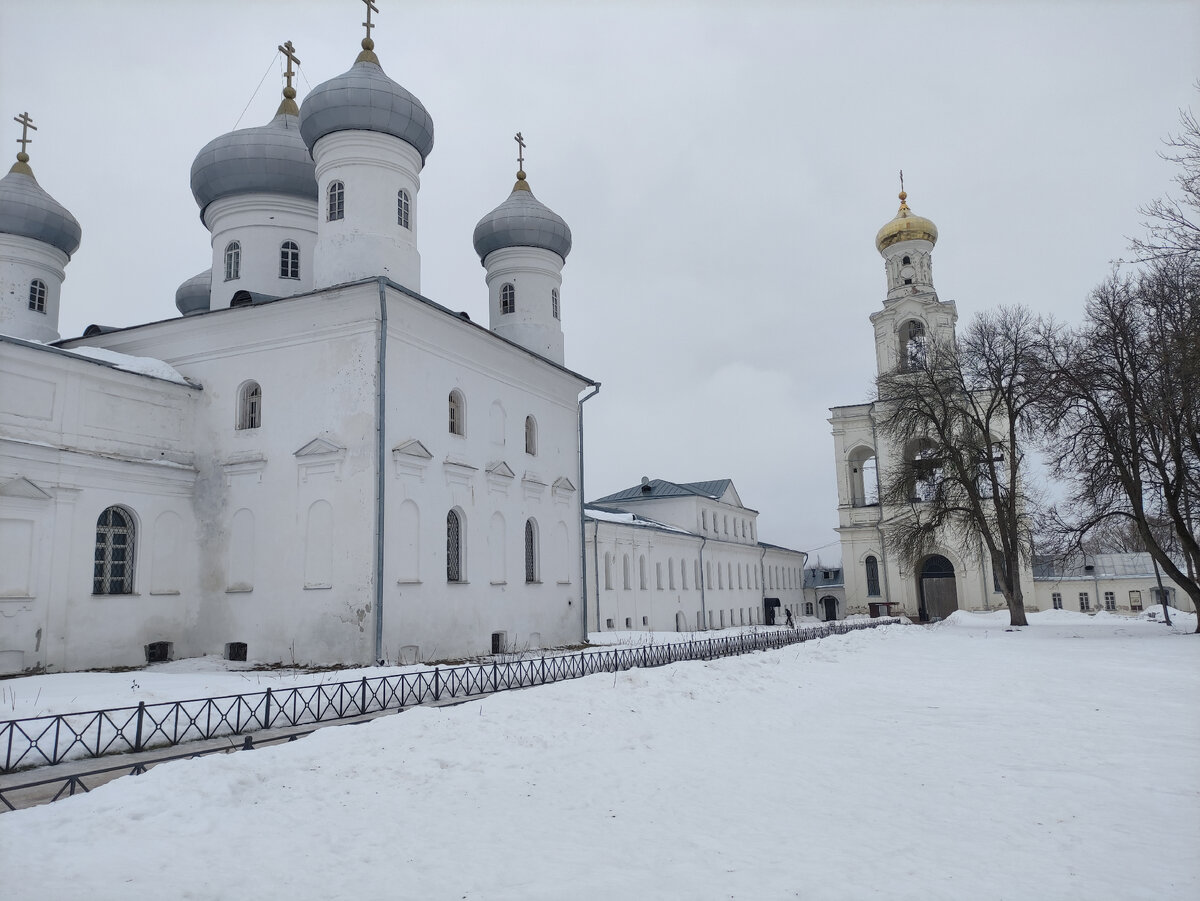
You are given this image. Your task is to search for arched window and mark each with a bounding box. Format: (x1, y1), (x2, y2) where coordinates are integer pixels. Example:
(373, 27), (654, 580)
(236, 381), (262, 430)
(524, 519), (539, 583)
(500, 283), (515, 315)
(397, 189), (411, 229)
(524, 416), (537, 455)
(901, 319), (926, 370)
(28, 279), (47, 313)
(327, 181), (344, 221)
(223, 242), (241, 281)
(448, 389), (465, 436)
(551, 288), (560, 320)
(865, 555), (880, 596)
(446, 509), (464, 582)
(902, 255), (911, 265)
(279, 241), (300, 279)
(94, 506), (135, 595)
(848, 446), (879, 507)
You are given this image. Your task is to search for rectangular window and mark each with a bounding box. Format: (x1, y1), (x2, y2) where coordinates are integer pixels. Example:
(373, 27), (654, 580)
(1129, 590), (1143, 612)
(1079, 592), (1090, 612)
(1051, 592), (1062, 610)
(1104, 591), (1116, 611)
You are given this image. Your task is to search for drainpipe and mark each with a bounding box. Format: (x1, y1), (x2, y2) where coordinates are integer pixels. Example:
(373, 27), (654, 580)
(759, 544), (768, 620)
(867, 407), (893, 611)
(699, 537), (709, 629)
(591, 519), (600, 632)
(373, 278), (389, 664)
(576, 383), (601, 642)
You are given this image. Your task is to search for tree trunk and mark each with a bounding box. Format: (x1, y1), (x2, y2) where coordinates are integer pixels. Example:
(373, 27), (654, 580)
(1007, 594), (1029, 627)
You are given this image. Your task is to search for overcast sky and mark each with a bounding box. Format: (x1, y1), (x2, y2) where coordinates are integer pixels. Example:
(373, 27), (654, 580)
(2, 1), (1197, 560)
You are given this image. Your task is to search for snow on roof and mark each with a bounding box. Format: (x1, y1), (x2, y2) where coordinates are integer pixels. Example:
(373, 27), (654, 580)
(585, 504), (695, 535)
(65, 346), (192, 385)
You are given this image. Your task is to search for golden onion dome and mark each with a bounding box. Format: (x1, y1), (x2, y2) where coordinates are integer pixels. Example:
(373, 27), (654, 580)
(875, 191), (938, 253)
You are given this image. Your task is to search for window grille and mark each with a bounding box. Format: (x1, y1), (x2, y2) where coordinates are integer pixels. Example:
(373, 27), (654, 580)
(524, 519), (537, 583)
(500, 283), (515, 314)
(448, 390), (464, 435)
(224, 242), (241, 281)
(237, 382), (262, 430)
(279, 241), (300, 279)
(551, 288), (560, 319)
(145, 641), (172, 663)
(28, 279), (47, 313)
(225, 642), (248, 662)
(397, 189), (411, 228)
(491, 632), (506, 654)
(94, 506), (135, 595)
(328, 181), (344, 221)
(446, 510), (463, 582)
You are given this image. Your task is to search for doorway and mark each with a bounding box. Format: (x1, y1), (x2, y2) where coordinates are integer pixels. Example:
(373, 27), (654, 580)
(918, 554), (958, 622)
(821, 596), (838, 622)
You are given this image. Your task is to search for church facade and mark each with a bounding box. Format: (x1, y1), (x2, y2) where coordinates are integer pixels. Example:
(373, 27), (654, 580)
(0, 21), (594, 673)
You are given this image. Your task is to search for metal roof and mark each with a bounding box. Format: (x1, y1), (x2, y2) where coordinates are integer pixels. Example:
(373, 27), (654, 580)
(1032, 552), (1172, 581)
(0, 168), (81, 256)
(472, 183), (572, 262)
(593, 478), (735, 504)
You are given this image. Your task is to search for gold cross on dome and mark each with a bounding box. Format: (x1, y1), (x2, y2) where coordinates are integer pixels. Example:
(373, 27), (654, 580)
(899, 169), (905, 194)
(14, 112), (36, 156)
(278, 41), (300, 91)
(515, 131), (526, 170)
(362, 0), (379, 40)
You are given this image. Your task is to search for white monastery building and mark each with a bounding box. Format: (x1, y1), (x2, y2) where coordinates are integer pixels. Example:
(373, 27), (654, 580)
(584, 479), (808, 634)
(0, 18), (596, 673)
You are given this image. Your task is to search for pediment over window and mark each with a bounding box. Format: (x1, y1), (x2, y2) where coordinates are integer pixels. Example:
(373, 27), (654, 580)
(486, 461), (516, 479)
(393, 439), (433, 460)
(552, 476), (576, 493)
(294, 437), (345, 457)
(0, 476), (51, 500)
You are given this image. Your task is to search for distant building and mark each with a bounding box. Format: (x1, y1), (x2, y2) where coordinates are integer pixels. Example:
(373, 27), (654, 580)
(584, 479), (807, 632)
(1033, 553), (1191, 615)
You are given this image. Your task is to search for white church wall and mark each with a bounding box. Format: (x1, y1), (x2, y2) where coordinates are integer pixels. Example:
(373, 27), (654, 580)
(0, 234), (68, 343)
(205, 193), (317, 310)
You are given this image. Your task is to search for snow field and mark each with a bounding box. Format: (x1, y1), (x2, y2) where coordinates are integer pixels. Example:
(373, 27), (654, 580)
(0, 611), (1196, 900)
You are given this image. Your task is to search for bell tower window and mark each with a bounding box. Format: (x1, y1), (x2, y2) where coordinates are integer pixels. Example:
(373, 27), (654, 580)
(551, 289), (560, 320)
(500, 283), (515, 315)
(900, 319), (926, 370)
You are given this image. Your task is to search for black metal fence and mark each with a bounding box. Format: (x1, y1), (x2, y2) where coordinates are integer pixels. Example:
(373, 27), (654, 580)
(1, 619), (898, 774)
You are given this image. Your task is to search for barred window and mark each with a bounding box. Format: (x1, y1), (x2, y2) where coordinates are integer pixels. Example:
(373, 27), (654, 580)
(397, 189), (411, 229)
(94, 506), (135, 595)
(224, 242), (241, 281)
(524, 519), (538, 583)
(279, 241), (300, 279)
(551, 288), (560, 320)
(328, 181), (344, 221)
(447, 510), (464, 582)
(500, 283), (515, 315)
(448, 389), (465, 436)
(865, 555), (880, 596)
(28, 278), (47, 313)
(237, 381), (262, 430)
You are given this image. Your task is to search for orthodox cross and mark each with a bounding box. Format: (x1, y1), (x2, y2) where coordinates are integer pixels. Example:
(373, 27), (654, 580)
(14, 112), (36, 156)
(515, 131), (526, 171)
(362, 0), (379, 41)
(899, 169), (905, 194)
(278, 41), (301, 92)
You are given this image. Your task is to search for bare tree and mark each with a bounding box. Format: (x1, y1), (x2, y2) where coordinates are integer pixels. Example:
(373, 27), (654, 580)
(1132, 93), (1200, 262)
(875, 306), (1044, 627)
(1036, 259), (1200, 629)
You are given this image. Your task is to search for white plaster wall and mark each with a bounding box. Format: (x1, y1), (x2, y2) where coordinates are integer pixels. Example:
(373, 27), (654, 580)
(484, 246), (565, 366)
(0, 234), (67, 342)
(1033, 573), (1193, 614)
(311, 132), (422, 292)
(204, 193), (317, 310)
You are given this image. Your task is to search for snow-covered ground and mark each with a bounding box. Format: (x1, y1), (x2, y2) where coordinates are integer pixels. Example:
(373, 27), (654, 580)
(2, 610), (1196, 900)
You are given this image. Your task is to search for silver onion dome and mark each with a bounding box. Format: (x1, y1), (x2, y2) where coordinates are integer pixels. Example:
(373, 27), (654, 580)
(175, 269), (212, 316)
(472, 174), (572, 263)
(190, 111), (317, 217)
(299, 53), (434, 162)
(0, 159), (82, 257)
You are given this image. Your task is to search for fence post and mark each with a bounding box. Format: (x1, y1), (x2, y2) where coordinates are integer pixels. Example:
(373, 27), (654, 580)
(133, 701), (145, 753)
(360, 677), (368, 714)
(540, 656), (546, 684)
(264, 688), (272, 728)
(433, 667), (441, 702)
